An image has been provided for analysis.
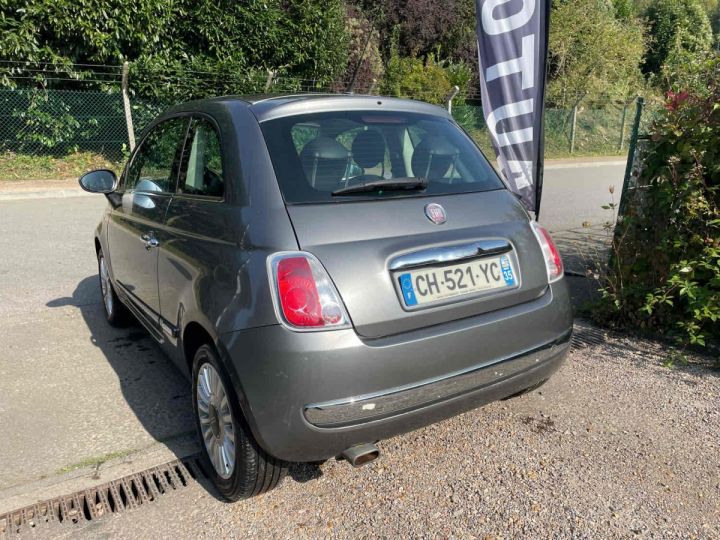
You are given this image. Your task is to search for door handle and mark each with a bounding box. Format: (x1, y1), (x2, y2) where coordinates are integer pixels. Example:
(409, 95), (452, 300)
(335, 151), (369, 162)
(142, 234), (160, 250)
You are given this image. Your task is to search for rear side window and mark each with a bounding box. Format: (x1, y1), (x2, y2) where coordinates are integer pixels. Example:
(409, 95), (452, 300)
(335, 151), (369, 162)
(178, 118), (224, 198)
(261, 111), (503, 204)
(125, 117), (188, 193)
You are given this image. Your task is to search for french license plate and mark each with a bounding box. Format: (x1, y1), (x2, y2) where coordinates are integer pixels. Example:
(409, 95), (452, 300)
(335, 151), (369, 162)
(397, 255), (517, 307)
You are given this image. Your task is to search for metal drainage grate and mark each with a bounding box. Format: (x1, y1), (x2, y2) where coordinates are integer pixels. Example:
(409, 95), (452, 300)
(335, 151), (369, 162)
(0, 455), (203, 537)
(572, 320), (609, 349)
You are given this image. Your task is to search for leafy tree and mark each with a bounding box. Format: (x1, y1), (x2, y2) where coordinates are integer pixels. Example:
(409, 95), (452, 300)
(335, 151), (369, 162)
(380, 54), (452, 105)
(359, 0), (476, 65)
(642, 0), (713, 76)
(0, 0), (349, 99)
(0, 0), (180, 65)
(548, 0), (646, 106)
(611, 0), (634, 19)
(379, 31), (471, 105)
(694, 0), (719, 17)
(337, 4), (384, 92)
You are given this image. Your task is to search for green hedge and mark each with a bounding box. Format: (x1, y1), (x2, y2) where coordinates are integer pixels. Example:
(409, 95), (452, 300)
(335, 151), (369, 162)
(593, 57), (720, 349)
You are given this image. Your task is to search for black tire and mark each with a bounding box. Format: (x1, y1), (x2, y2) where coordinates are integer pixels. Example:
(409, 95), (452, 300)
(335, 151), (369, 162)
(97, 248), (130, 327)
(191, 344), (287, 501)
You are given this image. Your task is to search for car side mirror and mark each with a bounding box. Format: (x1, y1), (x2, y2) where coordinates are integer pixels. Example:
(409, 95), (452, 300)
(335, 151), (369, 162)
(79, 169), (117, 194)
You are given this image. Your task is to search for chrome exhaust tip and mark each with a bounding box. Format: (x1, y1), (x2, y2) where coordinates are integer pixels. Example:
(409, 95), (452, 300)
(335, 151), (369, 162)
(341, 443), (380, 467)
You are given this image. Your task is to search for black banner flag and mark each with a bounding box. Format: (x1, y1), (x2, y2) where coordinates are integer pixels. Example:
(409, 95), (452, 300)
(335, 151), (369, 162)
(475, 0), (550, 216)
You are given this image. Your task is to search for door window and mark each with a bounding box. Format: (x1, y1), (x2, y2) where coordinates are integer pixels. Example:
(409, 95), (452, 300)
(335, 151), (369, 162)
(125, 117), (188, 193)
(178, 118), (224, 198)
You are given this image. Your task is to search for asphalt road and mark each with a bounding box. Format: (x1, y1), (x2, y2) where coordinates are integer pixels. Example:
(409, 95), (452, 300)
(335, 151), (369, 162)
(0, 196), (194, 496)
(539, 160), (625, 232)
(0, 162), (625, 503)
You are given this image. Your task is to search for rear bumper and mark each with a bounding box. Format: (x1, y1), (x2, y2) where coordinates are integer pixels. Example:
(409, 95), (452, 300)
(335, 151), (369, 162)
(219, 282), (573, 462)
(304, 330), (570, 428)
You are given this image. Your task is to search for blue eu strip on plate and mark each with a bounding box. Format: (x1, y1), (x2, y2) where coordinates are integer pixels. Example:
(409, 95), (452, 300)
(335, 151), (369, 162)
(500, 256), (516, 286)
(399, 273), (418, 306)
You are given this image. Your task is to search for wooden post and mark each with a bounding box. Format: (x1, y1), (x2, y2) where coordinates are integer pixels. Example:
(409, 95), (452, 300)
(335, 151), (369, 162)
(569, 104), (578, 154)
(265, 69), (275, 93)
(368, 78), (377, 95)
(121, 62), (135, 151)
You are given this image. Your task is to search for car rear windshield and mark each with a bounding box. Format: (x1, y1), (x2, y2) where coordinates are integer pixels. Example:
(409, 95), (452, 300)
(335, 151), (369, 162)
(260, 110), (504, 204)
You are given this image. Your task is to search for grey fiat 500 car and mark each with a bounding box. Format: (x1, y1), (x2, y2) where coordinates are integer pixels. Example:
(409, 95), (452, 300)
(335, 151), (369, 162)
(79, 94), (572, 500)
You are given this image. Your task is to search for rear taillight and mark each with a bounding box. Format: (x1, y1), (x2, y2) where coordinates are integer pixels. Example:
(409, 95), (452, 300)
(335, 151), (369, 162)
(267, 252), (351, 330)
(530, 221), (564, 283)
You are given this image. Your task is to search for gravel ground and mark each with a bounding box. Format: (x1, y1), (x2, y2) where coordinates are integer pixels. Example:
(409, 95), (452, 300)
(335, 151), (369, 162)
(20, 328), (720, 539)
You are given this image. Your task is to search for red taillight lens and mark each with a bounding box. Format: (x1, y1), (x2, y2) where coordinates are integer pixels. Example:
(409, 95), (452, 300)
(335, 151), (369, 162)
(277, 257), (323, 327)
(269, 252), (351, 330)
(530, 222), (564, 282)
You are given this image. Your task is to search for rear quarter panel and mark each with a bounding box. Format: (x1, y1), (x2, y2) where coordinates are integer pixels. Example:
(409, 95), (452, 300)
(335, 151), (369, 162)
(157, 103), (298, 344)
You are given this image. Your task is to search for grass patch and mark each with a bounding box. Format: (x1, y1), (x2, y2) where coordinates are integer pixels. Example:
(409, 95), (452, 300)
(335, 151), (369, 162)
(0, 151), (122, 182)
(56, 448), (136, 475)
(53, 430), (196, 476)
(467, 127), (626, 161)
(455, 102), (633, 160)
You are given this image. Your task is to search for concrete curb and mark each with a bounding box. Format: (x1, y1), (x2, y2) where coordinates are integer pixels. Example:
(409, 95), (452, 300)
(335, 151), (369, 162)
(0, 189), (93, 201)
(0, 434), (199, 515)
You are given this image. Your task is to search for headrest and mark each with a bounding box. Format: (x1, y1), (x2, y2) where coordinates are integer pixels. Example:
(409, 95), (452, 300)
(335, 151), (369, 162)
(411, 136), (459, 179)
(300, 137), (351, 189)
(351, 130), (386, 169)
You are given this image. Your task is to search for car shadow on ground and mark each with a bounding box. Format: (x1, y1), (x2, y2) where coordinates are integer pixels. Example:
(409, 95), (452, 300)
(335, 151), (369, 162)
(47, 274), (324, 499)
(47, 277), (199, 463)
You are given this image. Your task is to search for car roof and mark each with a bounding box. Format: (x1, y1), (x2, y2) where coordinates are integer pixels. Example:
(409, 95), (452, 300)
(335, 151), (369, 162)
(166, 93), (452, 123)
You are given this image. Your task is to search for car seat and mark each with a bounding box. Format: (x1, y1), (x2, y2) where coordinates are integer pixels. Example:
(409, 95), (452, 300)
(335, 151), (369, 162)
(300, 137), (351, 191)
(350, 130), (386, 182)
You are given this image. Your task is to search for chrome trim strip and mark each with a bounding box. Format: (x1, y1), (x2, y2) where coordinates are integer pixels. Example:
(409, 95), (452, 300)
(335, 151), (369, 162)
(388, 239), (512, 271)
(304, 330), (572, 428)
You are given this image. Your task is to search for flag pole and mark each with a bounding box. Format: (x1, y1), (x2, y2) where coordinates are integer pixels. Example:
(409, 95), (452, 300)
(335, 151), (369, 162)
(534, 0), (552, 222)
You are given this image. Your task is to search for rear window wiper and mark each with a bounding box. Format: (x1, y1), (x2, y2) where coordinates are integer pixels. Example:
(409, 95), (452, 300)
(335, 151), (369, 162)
(332, 177), (428, 196)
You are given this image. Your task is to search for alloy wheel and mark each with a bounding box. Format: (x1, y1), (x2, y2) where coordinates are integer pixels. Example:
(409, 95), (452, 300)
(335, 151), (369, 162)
(99, 255), (113, 316)
(196, 362), (236, 479)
